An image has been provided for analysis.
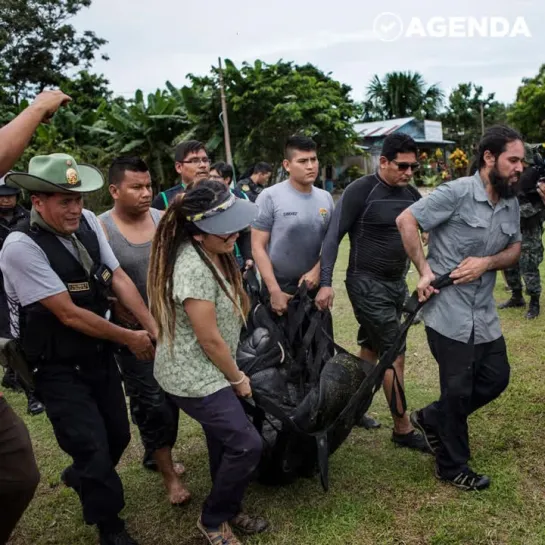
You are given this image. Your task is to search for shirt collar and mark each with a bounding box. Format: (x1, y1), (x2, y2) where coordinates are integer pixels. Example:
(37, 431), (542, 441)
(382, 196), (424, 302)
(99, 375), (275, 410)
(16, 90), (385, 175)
(472, 171), (513, 210)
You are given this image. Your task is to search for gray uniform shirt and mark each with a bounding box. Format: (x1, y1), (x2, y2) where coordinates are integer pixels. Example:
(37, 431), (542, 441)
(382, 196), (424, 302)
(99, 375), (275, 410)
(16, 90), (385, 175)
(252, 180), (334, 290)
(0, 209), (119, 337)
(409, 173), (522, 344)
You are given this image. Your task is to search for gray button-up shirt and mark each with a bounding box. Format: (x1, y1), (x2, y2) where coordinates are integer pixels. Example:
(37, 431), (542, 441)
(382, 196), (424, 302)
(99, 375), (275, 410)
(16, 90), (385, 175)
(409, 173), (521, 344)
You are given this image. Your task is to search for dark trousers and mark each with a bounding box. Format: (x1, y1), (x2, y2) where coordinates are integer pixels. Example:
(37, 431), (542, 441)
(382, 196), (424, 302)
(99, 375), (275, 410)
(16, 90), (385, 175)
(34, 354), (130, 533)
(115, 348), (179, 465)
(0, 397), (40, 545)
(421, 327), (510, 475)
(171, 387), (262, 527)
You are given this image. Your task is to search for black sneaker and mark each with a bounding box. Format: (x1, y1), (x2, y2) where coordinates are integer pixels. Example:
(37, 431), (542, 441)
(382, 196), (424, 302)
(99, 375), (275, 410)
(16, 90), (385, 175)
(99, 528), (139, 545)
(357, 413), (381, 429)
(27, 394), (45, 416)
(436, 467), (490, 491)
(410, 410), (441, 454)
(391, 429), (433, 454)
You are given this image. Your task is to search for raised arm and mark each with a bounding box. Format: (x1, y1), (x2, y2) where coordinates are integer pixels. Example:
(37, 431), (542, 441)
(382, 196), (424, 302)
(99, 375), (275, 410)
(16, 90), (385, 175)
(0, 90), (71, 175)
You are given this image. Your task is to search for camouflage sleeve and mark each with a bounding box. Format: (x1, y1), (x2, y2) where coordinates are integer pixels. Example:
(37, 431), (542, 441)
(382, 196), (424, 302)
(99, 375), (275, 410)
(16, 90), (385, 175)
(519, 199), (544, 219)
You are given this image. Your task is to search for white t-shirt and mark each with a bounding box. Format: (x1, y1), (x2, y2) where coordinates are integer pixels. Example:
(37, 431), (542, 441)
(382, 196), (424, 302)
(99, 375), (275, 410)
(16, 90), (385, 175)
(0, 209), (119, 336)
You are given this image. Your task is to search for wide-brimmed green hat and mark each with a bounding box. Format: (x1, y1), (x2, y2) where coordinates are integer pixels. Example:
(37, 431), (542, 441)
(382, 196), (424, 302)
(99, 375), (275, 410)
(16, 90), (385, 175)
(5, 153), (104, 194)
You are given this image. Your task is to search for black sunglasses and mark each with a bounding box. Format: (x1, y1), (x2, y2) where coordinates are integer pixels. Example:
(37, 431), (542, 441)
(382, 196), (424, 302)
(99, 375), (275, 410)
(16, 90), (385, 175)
(392, 160), (420, 171)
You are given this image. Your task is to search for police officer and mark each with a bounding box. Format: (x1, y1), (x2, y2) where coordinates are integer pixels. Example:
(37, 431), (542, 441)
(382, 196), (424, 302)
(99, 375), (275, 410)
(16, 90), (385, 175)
(0, 153), (158, 545)
(499, 145), (544, 319)
(0, 174), (45, 415)
(234, 162), (273, 202)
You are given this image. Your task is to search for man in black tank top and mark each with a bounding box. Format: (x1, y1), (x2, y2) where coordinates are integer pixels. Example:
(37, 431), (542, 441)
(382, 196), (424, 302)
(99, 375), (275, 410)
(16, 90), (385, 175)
(100, 157), (191, 506)
(317, 134), (430, 453)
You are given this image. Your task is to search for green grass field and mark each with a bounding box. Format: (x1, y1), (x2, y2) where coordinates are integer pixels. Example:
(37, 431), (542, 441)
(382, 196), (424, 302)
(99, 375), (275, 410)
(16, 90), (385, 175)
(6, 239), (545, 545)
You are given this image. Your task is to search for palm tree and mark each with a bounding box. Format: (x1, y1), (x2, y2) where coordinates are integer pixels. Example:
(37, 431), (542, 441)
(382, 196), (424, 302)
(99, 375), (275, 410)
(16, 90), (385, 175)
(363, 71), (444, 121)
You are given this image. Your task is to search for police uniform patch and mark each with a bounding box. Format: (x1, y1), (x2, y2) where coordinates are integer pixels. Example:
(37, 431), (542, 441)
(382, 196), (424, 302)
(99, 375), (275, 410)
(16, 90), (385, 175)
(319, 208), (328, 224)
(66, 168), (79, 185)
(242, 184), (250, 192)
(101, 269), (112, 283)
(67, 282), (90, 292)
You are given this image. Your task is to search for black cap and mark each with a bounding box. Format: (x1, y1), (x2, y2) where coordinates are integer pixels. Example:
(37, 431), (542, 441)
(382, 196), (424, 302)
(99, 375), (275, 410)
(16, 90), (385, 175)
(0, 173), (21, 196)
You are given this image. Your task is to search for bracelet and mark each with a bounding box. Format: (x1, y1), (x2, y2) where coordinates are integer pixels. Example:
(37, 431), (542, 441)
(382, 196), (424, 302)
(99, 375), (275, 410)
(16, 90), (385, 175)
(229, 372), (246, 386)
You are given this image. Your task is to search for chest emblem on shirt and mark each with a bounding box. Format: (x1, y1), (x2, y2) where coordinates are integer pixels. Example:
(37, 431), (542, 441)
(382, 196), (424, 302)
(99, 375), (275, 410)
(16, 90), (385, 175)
(242, 184), (250, 192)
(319, 208), (328, 223)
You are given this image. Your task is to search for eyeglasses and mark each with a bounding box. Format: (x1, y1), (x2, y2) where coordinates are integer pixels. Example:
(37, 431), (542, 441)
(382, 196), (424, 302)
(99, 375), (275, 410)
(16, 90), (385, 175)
(392, 160), (420, 172)
(181, 157), (210, 165)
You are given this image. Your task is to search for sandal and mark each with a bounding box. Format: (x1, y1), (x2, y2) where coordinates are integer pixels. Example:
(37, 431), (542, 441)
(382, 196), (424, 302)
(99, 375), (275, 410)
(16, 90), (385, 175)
(230, 511), (269, 535)
(197, 518), (241, 545)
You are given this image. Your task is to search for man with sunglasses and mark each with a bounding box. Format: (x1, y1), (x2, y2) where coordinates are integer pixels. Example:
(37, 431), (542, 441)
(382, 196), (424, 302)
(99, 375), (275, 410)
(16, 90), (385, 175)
(151, 140), (210, 210)
(316, 133), (429, 451)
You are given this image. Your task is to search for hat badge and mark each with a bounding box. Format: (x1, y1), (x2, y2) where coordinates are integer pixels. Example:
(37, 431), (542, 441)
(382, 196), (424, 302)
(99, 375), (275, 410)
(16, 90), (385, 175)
(66, 167), (79, 185)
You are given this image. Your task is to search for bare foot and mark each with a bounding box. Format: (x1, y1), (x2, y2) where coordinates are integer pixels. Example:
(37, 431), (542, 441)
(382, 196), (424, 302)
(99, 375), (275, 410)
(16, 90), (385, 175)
(173, 462), (186, 477)
(166, 478), (191, 506)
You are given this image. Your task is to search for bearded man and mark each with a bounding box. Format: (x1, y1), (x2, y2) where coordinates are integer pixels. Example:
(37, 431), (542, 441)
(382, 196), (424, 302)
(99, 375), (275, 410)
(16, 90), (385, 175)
(396, 125), (524, 491)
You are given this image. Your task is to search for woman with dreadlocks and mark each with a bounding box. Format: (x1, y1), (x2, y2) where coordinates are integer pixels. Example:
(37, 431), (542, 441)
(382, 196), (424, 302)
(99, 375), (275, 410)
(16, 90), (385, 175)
(148, 180), (269, 545)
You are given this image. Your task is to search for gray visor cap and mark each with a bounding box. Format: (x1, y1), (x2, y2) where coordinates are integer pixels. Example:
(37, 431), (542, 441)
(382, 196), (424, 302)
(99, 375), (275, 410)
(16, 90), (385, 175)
(193, 198), (258, 235)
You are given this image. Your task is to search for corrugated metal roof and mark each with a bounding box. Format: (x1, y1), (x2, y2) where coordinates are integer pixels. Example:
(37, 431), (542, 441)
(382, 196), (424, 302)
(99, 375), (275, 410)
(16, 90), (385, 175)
(354, 117), (415, 137)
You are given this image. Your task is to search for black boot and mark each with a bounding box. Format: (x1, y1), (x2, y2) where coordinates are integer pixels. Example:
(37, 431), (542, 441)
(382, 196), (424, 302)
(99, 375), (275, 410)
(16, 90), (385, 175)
(526, 296), (540, 319)
(498, 290), (525, 309)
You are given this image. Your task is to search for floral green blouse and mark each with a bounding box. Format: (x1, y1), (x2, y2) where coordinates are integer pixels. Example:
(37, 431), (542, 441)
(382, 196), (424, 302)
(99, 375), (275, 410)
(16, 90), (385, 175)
(154, 242), (243, 398)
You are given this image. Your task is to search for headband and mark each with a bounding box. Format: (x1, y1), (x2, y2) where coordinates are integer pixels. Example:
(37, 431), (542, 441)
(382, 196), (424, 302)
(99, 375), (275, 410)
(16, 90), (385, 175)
(185, 192), (236, 222)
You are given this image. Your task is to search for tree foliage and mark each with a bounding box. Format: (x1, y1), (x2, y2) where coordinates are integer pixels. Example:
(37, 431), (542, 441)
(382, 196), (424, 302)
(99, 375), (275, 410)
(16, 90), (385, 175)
(508, 64), (545, 143)
(185, 59), (361, 174)
(363, 71), (444, 121)
(92, 88), (191, 192)
(440, 83), (509, 152)
(0, 0), (107, 103)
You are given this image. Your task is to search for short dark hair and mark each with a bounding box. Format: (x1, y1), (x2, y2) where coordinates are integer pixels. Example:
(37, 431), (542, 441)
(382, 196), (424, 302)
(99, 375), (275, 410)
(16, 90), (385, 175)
(252, 162), (272, 174)
(210, 161), (234, 181)
(285, 136), (317, 160)
(381, 134), (418, 161)
(474, 125), (522, 170)
(174, 140), (206, 163)
(108, 156), (149, 186)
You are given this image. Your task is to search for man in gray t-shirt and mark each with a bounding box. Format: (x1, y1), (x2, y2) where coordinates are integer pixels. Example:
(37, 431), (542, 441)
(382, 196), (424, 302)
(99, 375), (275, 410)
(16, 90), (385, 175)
(252, 137), (333, 315)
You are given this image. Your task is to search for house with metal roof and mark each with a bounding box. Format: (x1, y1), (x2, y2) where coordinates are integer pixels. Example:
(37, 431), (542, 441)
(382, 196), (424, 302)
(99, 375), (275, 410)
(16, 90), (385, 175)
(330, 117), (456, 187)
(355, 117), (455, 166)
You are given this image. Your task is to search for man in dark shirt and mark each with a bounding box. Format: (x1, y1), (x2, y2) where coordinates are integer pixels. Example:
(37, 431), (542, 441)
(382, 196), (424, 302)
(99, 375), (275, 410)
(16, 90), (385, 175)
(317, 133), (429, 452)
(234, 162), (272, 202)
(151, 140), (210, 210)
(0, 175), (45, 416)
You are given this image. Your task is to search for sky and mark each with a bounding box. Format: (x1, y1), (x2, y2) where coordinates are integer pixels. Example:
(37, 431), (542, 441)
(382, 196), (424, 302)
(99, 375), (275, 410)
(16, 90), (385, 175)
(72, 0), (543, 109)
